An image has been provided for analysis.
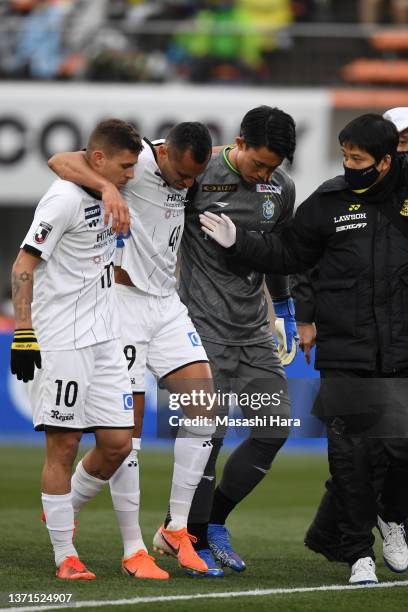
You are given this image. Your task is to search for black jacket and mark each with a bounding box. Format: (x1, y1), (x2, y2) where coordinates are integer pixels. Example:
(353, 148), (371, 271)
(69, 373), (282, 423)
(229, 155), (408, 372)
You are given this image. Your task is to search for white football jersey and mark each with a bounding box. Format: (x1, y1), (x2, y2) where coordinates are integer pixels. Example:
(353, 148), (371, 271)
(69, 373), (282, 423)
(22, 179), (120, 351)
(116, 139), (187, 296)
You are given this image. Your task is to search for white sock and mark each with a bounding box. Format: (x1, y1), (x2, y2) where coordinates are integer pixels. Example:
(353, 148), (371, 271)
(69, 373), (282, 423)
(166, 433), (213, 531)
(71, 459), (107, 515)
(42, 492), (77, 567)
(109, 438), (146, 558)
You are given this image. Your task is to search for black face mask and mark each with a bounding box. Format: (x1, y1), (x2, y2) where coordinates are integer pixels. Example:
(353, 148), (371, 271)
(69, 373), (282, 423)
(343, 163), (380, 190)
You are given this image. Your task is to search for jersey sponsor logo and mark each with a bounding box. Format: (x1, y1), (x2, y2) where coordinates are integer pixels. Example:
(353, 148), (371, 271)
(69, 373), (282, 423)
(188, 331), (202, 347)
(123, 393), (133, 411)
(336, 223), (367, 232)
(165, 208), (183, 219)
(34, 221), (53, 244)
(97, 227), (114, 242)
(263, 198), (275, 220)
(167, 193), (186, 203)
(400, 200), (408, 217)
(164, 200), (186, 209)
(256, 183), (282, 194)
(202, 184), (237, 192)
(92, 246), (115, 264)
(333, 213), (366, 223)
(50, 410), (74, 422)
(84, 203), (101, 227)
(348, 203), (361, 211)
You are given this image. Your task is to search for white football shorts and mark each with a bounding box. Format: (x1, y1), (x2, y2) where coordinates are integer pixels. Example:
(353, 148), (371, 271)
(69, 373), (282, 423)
(29, 339), (134, 431)
(116, 284), (209, 392)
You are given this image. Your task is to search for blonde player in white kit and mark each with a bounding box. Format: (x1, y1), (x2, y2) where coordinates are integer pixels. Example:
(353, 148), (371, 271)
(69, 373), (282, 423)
(49, 122), (215, 578)
(10, 120), (142, 580)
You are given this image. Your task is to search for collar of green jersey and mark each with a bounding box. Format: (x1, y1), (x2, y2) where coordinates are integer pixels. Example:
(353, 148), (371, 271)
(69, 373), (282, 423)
(222, 146), (241, 176)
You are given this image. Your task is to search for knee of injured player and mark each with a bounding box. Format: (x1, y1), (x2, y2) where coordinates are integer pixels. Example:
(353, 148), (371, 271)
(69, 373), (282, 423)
(45, 427), (82, 468)
(94, 428), (132, 469)
(163, 365), (218, 419)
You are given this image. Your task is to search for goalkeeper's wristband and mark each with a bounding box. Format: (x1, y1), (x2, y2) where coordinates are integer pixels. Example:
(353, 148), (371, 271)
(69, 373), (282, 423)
(272, 297), (295, 318)
(11, 328), (42, 382)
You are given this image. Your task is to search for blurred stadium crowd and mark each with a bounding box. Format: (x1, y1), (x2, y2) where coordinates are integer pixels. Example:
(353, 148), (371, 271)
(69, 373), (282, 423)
(1, 0), (408, 85)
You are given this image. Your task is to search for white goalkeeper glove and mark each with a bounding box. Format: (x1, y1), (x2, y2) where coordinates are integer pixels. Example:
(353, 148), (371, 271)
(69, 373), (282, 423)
(199, 211), (237, 248)
(274, 317), (298, 366)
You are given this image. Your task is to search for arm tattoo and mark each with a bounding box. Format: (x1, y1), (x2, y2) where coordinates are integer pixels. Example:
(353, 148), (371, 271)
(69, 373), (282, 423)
(12, 270), (33, 324)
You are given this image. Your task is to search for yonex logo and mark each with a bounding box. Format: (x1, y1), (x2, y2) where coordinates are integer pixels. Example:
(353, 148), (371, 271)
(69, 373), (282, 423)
(123, 393), (133, 411)
(400, 201), (408, 217)
(188, 331), (202, 347)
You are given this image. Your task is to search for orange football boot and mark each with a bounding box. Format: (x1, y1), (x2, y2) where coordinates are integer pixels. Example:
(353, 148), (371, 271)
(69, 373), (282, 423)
(153, 525), (208, 573)
(122, 550), (169, 579)
(56, 555), (96, 580)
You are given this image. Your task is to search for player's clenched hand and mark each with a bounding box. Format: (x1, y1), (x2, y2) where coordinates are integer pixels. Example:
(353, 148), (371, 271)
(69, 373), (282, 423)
(297, 322), (316, 365)
(10, 329), (42, 382)
(199, 211), (237, 248)
(101, 183), (130, 236)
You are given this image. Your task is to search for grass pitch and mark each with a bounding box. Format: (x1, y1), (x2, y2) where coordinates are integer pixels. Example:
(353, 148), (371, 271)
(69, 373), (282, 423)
(0, 444), (407, 612)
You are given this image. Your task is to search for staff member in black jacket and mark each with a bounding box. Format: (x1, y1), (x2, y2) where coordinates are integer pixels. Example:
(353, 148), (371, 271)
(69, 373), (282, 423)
(199, 113), (408, 585)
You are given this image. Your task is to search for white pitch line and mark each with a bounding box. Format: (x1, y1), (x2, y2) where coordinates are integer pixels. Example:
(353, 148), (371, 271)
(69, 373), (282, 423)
(2, 580), (408, 612)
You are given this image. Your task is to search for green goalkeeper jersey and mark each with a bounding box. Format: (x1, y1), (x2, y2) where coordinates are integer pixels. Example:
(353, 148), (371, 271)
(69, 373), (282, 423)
(179, 147), (295, 346)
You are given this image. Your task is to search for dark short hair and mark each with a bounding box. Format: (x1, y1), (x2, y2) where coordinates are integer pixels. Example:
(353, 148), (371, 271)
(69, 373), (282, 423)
(166, 122), (212, 164)
(240, 106), (296, 163)
(338, 114), (399, 163)
(87, 119), (142, 156)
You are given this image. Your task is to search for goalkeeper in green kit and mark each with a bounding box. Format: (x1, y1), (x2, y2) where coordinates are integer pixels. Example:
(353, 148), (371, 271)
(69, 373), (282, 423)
(179, 106), (298, 576)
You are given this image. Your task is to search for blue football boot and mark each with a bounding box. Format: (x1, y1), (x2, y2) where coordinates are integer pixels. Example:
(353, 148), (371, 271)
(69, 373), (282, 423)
(184, 548), (224, 577)
(207, 524), (246, 572)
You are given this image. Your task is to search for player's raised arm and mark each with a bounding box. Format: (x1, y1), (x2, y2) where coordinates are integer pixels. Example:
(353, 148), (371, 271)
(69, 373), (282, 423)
(11, 249), (42, 381)
(48, 150), (130, 236)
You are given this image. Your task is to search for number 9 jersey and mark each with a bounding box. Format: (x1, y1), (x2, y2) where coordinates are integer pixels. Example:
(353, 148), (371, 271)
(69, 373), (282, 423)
(21, 179), (121, 351)
(116, 139), (186, 296)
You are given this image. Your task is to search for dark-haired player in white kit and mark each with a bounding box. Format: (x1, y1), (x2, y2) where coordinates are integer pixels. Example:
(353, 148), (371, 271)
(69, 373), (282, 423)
(10, 119), (141, 580)
(49, 122), (215, 579)
(180, 106), (298, 576)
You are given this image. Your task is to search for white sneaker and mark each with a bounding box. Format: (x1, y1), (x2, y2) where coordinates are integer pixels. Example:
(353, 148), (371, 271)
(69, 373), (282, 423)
(377, 516), (408, 573)
(349, 557), (378, 585)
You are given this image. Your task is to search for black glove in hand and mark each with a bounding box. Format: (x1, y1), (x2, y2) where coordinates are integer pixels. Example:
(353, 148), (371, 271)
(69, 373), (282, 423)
(11, 329), (42, 382)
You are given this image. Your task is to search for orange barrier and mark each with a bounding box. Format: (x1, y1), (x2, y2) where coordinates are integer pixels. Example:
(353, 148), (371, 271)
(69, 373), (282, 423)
(342, 59), (408, 83)
(370, 29), (408, 52)
(331, 88), (408, 108)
